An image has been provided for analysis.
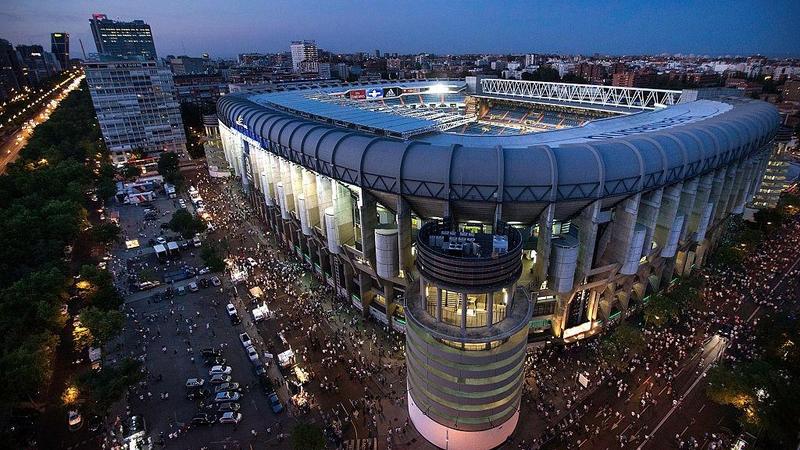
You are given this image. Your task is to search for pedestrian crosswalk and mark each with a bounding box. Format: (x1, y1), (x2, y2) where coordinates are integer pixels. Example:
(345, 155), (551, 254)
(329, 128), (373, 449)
(341, 437), (378, 450)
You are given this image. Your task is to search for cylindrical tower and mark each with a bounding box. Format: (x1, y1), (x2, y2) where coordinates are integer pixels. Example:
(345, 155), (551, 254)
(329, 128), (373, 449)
(405, 219), (532, 450)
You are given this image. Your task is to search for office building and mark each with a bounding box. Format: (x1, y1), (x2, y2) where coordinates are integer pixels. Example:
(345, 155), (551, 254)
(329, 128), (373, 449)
(90, 13), (157, 60)
(51, 32), (69, 70)
(16, 44), (60, 85)
(84, 59), (186, 165)
(290, 40), (317, 73)
(0, 39), (25, 100)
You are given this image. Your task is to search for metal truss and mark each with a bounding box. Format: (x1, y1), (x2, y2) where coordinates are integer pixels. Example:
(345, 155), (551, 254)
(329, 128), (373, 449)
(480, 79), (684, 111)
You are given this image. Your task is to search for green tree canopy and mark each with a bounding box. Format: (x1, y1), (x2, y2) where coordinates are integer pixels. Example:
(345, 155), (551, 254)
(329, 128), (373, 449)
(291, 422), (326, 450)
(157, 152), (181, 185)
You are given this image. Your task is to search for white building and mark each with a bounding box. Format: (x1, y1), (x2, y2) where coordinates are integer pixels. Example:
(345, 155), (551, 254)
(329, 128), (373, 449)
(290, 40), (318, 73)
(84, 59), (186, 166)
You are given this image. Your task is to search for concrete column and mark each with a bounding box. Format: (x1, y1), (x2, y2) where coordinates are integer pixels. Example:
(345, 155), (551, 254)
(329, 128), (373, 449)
(301, 170), (319, 235)
(677, 178), (699, 242)
(316, 175), (333, 236)
(687, 173), (714, 242)
(487, 291), (494, 326)
(716, 162), (740, 220)
(360, 190), (378, 268)
(460, 293), (467, 332)
(575, 201), (601, 282)
(654, 183), (682, 251)
(358, 272), (374, 317)
(733, 160), (755, 213)
(707, 167), (728, 228)
(290, 164), (304, 215)
(637, 189), (663, 257)
(330, 182), (355, 251)
(534, 204), (554, 287)
(397, 196), (414, 276)
(435, 285), (442, 322)
(606, 194), (641, 268)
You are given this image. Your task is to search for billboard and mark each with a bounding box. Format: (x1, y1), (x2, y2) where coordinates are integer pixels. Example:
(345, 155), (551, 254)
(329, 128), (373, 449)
(349, 89), (366, 100)
(365, 87), (383, 100)
(402, 87), (421, 94)
(383, 87), (402, 98)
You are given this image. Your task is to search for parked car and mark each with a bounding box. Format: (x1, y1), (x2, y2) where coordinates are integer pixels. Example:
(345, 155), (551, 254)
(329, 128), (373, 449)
(185, 378), (205, 389)
(246, 346), (260, 363)
(214, 382), (241, 393)
(188, 282), (199, 292)
(209, 365), (232, 376)
(268, 393), (284, 414)
(156, 236), (166, 245)
(218, 412), (242, 424)
(211, 276), (222, 286)
(239, 333), (252, 348)
(214, 391), (241, 403)
(226, 304), (237, 316)
(254, 362), (267, 377)
(217, 402), (241, 413)
(191, 413), (215, 426)
(209, 374), (232, 385)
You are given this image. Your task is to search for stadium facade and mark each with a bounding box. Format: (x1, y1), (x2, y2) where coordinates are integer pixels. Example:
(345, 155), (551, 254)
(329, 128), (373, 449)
(217, 78), (779, 449)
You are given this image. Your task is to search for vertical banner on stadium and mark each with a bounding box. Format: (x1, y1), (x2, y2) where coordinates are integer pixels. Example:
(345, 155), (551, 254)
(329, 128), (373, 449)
(242, 140), (252, 194)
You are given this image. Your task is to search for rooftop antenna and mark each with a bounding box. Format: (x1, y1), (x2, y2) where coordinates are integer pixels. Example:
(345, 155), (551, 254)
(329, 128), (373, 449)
(79, 39), (87, 59)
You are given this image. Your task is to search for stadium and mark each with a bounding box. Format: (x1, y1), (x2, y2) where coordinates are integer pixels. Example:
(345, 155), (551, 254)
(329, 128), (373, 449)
(216, 77), (779, 449)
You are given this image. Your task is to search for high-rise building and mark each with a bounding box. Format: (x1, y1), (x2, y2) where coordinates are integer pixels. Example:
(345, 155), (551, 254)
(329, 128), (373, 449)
(753, 127), (795, 209)
(16, 44), (60, 85)
(0, 39), (25, 100)
(51, 32), (70, 69)
(84, 59), (186, 165)
(290, 40), (317, 73)
(90, 13), (157, 60)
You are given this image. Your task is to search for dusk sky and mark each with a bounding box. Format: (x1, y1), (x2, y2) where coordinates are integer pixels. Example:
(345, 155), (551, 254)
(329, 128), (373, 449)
(2, 0), (799, 58)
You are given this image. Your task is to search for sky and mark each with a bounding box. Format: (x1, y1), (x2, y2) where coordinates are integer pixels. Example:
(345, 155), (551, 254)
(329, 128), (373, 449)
(2, 0), (799, 59)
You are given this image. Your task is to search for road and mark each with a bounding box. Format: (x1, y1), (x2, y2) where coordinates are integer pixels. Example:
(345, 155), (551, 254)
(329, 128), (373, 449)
(0, 74), (84, 174)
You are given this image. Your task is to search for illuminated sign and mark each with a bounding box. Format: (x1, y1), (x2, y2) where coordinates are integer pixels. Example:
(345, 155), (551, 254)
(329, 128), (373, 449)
(349, 89), (366, 100)
(383, 87), (402, 98)
(366, 88), (383, 99)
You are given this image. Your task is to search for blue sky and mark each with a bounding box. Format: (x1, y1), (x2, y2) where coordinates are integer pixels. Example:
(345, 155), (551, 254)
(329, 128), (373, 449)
(2, 0), (798, 58)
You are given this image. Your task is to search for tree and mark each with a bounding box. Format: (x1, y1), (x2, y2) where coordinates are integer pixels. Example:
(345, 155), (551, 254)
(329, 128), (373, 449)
(168, 208), (206, 238)
(201, 245), (226, 273)
(643, 293), (679, 327)
(92, 222), (121, 244)
(78, 358), (143, 414)
(291, 422), (326, 450)
(601, 323), (645, 371)
(79, 307), (124, 345)
(157, 152), (181, 185)
(121, 164), (140, 180)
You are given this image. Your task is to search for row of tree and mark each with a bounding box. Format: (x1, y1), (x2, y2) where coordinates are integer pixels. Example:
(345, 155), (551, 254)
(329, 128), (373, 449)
(0, 81), (137, 440)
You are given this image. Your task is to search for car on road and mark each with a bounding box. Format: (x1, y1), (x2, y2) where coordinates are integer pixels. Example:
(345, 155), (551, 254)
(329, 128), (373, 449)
(214, 391), (241, 403)
(214, 382), (241, 393)
(246, 346), (260, 363)
(185, 378), (205, 389)
(190, 413), (216, 426)
(239, 332), (252, 348)
(188, 282), (199, 292)
(217, 402), (240, 413)
(226, 303), (237, 316)
(218, 412), (242, 424)
(156, 236), (166, 245)
(246, 257), (258, 267)
(268, 393), (284, 414)
(211, 276), (222, 286)
(209, 365), (232, 376)
(209, 374), (232, 385)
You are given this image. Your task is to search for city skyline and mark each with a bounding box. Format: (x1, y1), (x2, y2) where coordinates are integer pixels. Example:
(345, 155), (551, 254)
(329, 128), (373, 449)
(2, 0), (800, 59)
